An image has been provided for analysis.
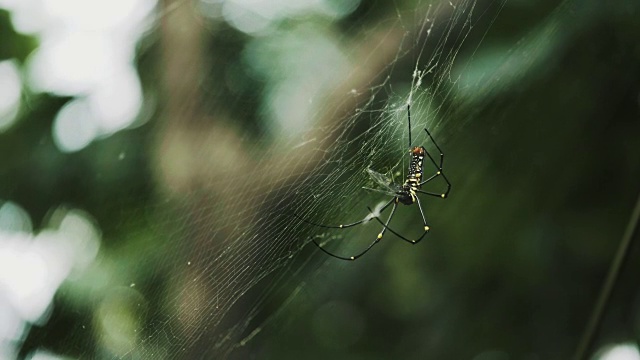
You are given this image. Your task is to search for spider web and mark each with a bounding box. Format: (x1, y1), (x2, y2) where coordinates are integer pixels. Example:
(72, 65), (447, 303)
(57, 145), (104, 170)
(20, 0), (640, 358)
(127, 0), (503, 357)
(119, 1), (640, 358)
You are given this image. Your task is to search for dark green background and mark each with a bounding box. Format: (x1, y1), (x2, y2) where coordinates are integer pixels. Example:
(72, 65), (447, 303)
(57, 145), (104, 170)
(1, 0), (639, 359)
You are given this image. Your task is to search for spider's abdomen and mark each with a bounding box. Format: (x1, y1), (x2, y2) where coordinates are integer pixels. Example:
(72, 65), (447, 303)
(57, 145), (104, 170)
(408, 146), (425, 182)
(396, 147), (425, 205)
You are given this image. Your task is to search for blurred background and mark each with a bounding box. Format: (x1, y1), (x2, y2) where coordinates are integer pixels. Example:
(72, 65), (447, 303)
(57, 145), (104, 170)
(0, 0), (639, 359)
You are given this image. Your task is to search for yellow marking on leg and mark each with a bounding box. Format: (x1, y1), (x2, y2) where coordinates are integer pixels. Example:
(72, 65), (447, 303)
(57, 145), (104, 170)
(441, 194), (446, 198)
(350, 256), (355, 260)
(424, 226), (430, 231)
(377, 233), (383, 239)
(339, 225), (343, 228)
(437, 171), (441, 175)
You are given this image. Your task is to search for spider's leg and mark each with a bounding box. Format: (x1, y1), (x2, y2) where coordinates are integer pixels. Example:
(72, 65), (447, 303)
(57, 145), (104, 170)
(424, 128), (444, 169)
(366, 202), (430, 245)
(293, 199), (394, 229)
(418, 172), (439, 185)
(422, 146), (441, 171)
(311, 239), (367, 261)
(416, 188), (449, 199)
(333, 199), (400, 261)
(418, 146), (451, 197)
(415, 196), (430, 232)
(297, 198), (395, 261)
(407, 104), (413, 148)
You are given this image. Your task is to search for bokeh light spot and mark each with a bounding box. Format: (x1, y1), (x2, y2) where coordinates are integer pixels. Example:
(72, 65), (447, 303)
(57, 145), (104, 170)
(0, 201), (32, 233)
(596, 343), (640, 360)
(89, 66), (143, 134)
(52, 98), (98, 153)
(0, 60), (22, 132)
(27, 32), (118, 96)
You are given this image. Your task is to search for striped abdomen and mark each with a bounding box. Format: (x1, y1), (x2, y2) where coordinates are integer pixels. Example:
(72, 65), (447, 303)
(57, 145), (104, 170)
(397, 146), (425, 205)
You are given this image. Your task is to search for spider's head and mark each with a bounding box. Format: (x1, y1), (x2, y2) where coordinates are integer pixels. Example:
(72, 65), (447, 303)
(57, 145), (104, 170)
(411, 146), (424, 156)
(396, 190), (415, 205)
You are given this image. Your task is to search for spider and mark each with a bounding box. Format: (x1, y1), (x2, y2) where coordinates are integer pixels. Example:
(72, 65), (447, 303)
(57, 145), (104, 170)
(296, 104), (451, 261)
